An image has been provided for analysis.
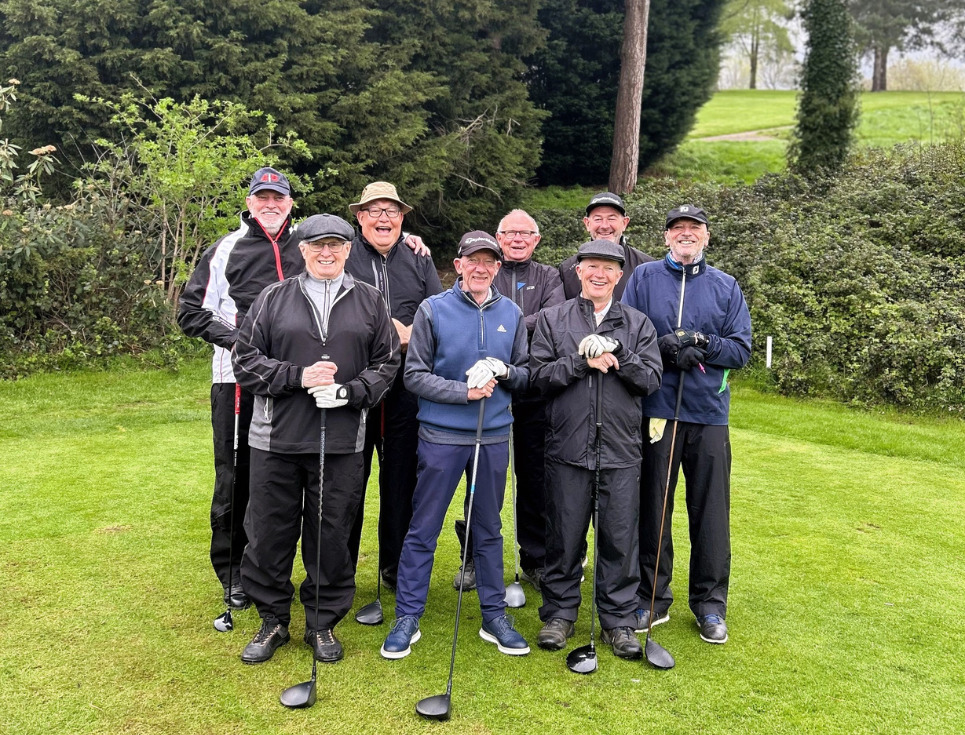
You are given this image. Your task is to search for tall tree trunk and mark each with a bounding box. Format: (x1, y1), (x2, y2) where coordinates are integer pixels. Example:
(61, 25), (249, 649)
(871, 43), (888, 92)
(609, 0), (651, 195)
(750, 32), (759, 90)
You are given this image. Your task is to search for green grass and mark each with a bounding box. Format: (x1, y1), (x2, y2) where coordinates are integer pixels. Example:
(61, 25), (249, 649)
(2, 361), (965, 734)
(655, 90), (965, 183)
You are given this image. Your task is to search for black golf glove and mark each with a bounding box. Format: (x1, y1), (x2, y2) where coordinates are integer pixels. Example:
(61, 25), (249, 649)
(676, 345), (706, 371)
(658, 333), (681, 361)
(674, 328), (709, 349)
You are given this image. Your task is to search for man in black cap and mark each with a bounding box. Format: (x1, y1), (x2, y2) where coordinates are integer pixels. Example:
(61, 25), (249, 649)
(179, 166), (302, 612)
(381, 231), (531, 660)
(530, 239), (662, 660)
(232, 214), (401, 664)
(621, 205), (751, 645)
(558, 192), (654, 300)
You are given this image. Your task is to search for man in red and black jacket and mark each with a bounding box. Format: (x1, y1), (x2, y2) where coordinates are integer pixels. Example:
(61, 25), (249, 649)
(178, 167), (301, 612)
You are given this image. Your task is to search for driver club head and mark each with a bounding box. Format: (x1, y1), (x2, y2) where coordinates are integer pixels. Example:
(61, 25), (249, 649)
(566, 644), (598, 675)
(504, 581), (526, 609)
(213, 610), (233, 632)
(355, 599), (384, 626)
(280, 679), (317, 709)
(645, 638), (676, 670)
(416, 693), (452, 721)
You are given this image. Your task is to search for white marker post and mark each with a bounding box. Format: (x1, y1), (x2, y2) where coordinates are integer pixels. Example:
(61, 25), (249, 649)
(766, 336), (773, 369)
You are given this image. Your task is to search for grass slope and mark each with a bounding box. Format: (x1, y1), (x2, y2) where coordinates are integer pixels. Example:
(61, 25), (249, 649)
(1, 362), (964, 734)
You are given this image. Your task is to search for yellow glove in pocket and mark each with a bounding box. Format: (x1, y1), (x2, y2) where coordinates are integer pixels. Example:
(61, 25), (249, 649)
(649, 418), (667, 444)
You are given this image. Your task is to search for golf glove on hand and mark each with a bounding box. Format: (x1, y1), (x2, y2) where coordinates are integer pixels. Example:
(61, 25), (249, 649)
(466, 358), (507, 389)
(578, 334), (620, 359)
(674, 328), (709, 350)
(649, 418), (667, 444)
(658, 333), (681, 364)
(675, 346), (706, 371)
(308, 384), (349, 408)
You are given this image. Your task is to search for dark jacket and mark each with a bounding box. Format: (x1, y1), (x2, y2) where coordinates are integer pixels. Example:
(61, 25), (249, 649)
(530, 297), (662, 469)
(232, 272), (401, 454)
(621, 254), (751, 425)
(178, 213), (300, 382)
(558, 237), (655, 301)
(493, 259), (564, 337)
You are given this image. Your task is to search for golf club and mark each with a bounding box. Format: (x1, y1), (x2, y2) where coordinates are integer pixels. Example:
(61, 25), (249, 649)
(642, 266), (694, 671)
(280, 407), (327, 709)
(566, 377), (604, 675)
(214, 383), (242, 633)
(356, 410), (385, 626)
(416, 398), (486, 722)
(503, 423), (526, 609)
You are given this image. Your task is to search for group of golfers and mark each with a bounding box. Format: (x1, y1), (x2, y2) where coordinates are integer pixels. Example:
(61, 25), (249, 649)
(179, 167), (751, 672)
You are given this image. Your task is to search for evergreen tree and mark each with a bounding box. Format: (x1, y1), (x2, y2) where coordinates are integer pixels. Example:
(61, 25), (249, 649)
(789, 0), (859, 175)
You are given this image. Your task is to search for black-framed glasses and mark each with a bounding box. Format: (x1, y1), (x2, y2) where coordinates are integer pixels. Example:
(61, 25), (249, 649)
(362, 206), (401, 219)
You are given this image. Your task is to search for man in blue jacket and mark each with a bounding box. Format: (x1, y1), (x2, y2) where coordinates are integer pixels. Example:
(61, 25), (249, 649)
(621, 205), (751, 645)
(380, 231), (531, 660)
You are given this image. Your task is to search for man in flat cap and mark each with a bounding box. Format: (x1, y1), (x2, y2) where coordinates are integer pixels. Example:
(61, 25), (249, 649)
(530, 239), (662, 661)
(621, 205), (751, 645)
(343, 181), (443, 593)
(558, 192), (654, 300)
(232, 214), (401, 665)
(380, 231), (530, 660)
(179, 166), (301, 613)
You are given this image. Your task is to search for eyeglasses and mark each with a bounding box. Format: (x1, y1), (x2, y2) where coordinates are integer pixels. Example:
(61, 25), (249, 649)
(498, 230), (537, 238)
(362, 206), (401, 219)
(305, 241), (347, 253)
(465, 257), (498, 269)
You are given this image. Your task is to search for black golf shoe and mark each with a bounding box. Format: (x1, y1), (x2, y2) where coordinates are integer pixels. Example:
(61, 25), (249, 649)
(633, 608), (670, 633)
(305, 628), (344, 663)
(223, 583), (251, 611)
(697, 614), (728, 644)
(241, 620), (290, 664)
(520, 566), (544, 593)
(537, 617), (575, 650)
(602, 626), (643, 659)
(452, 557), (477, 590)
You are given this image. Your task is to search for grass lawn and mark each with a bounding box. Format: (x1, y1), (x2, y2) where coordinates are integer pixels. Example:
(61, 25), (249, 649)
(2, 360), (964, 734)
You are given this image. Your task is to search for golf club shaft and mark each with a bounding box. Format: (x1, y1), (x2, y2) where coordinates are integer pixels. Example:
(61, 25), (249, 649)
(222, 384), (242, 622)
(589, 376), (604, 648)
(509, 422), (521, 580)
(444, 398), (486, 698)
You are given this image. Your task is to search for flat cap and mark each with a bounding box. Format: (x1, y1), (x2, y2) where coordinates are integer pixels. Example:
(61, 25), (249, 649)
(576, 239), (625, 268)
(296, 214), (355, 243)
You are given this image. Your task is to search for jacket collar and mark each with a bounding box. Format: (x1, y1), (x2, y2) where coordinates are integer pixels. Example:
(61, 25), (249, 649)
(663, 252), (705, 277)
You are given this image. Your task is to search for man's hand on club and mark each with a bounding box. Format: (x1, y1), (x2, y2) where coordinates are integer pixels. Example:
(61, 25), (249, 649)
(302, 360), (337, 388)
(468, 379), (496, 401)
(578, 334), (620, 359)
(675, 346), (706, 371)
(587, 352), (620, 373)
(392, 318), (412, 353)
(308, 383), (349, 408)
(674, 328), (709, 350)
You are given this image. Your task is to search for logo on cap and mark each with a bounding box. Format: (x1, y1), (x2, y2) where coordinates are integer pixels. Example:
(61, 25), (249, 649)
(680, 205), (690, 212)
(258, 172), (280, 184)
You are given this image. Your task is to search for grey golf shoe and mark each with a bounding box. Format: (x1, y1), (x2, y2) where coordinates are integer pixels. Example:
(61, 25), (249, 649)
(601, 626), (643, 659)
(452, 557), (477, 590)
(305, 628), (344, 662)
(697, 614), (728, 644)
(537, 617), (575, 650)
(241, 619), (290, 664)
(633, 608), (670, 633)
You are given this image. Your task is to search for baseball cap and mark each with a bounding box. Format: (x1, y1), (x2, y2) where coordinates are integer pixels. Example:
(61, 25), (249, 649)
(296, 214), (355, 243)
(576, 239), (625, 268)
(249, 167), (291, 196)
(349, 181), (412, 215)
(585, 191), (626, 216)
(665, 204), (709, 228)
(457, 231), (502, 260)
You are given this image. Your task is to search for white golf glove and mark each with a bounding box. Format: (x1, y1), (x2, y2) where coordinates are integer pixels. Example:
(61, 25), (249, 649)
(308, 384), (349, 409)
(578, 334), (619, 359)
(465, 357), (508, 389)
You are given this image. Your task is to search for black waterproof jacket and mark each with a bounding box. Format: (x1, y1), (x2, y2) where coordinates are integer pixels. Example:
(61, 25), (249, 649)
(558, 237), (655, 301)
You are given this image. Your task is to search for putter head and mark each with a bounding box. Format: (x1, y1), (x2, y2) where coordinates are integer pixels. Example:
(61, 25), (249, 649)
(645, 638), (675, 670)
(566, 644), (598, 675)
(280, 679), (317, 709)
(416, 693), (452, 721)
(504, 582), (526, 609)
(213, 610), (233, 632)
(355, 600), (384, 626)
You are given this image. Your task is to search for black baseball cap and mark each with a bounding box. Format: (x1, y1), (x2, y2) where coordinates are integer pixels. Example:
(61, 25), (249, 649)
(585, 192), (626, 216)
(296, 214), (355, 243)
(665, 204), (709, 228)
(576, 239), (625, 268)
(458, 231), (502, 260)
(249, 167), (291, 196)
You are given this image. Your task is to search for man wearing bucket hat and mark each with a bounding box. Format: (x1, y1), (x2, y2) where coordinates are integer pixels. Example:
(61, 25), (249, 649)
(343, 182), (444, 591)
(620, 205), (751, 645)
(179, 166), (302, 612)
(530, 239), (662, 659)
(558, 192), (655, 300)
(380, 231), (531, 660)
(232, 213), (401, 664)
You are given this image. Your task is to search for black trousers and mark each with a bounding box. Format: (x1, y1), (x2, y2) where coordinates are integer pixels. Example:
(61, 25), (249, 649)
(349, 382), (420, 584)
(539, 461), (640, 630)
(209, 383), (254, 589)
(242, 448), (364, 630)
(638, 422), (731, 618)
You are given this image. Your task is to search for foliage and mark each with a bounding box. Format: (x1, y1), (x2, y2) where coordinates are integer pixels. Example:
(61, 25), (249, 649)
(789, 0), (860, 175)
(78, 90), (309, 306)
(526, 0), (727, 186)
(719, 0), (795, 89)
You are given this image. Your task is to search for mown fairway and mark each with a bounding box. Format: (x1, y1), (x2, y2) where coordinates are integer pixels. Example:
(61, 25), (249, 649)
(1, 360), (964, 734)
